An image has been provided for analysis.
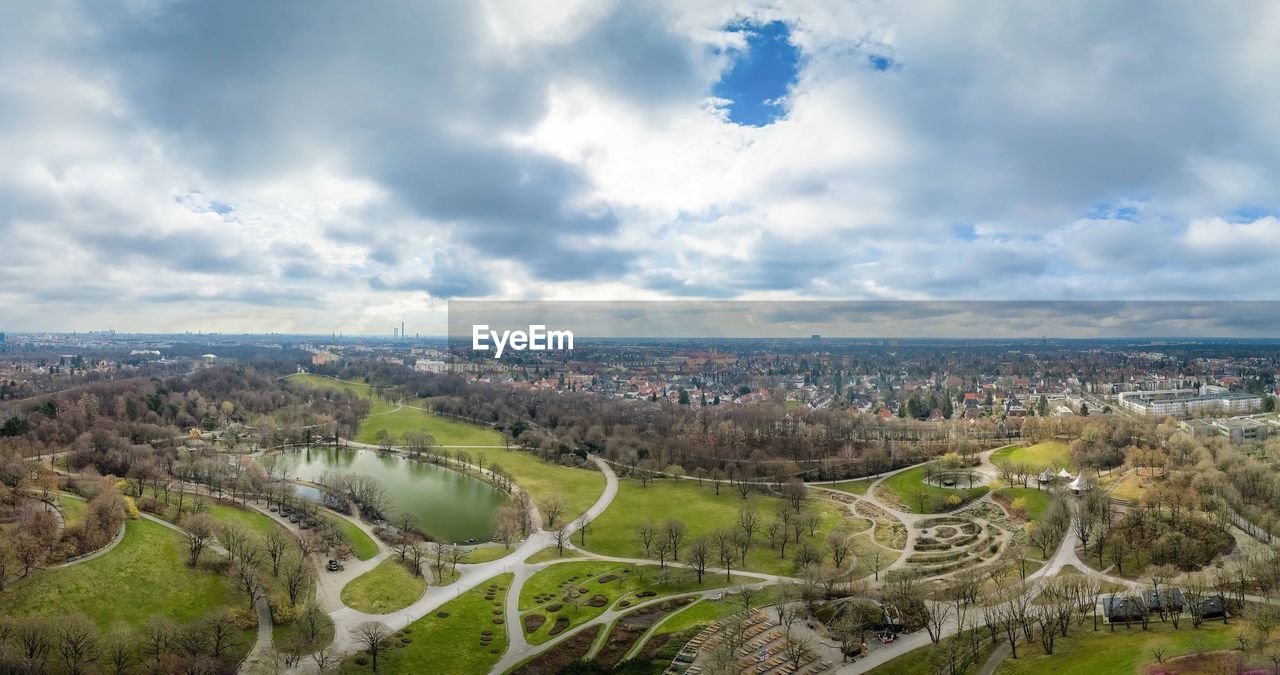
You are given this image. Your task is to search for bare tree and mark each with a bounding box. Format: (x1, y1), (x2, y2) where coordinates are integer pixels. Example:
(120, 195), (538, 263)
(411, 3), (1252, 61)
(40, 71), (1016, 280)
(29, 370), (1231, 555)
(782, 631), (813, 671)
(653, 537), (672, 568)
(923, 596), (954, 645)
(103, 623), (135, 675)
(449, 545), (464, 572)
(552, 528), (569, 556)
(737, 505), (759, 559)
(715, 529), (737, 581)
(635, 520), (657, 557)
(141, 617), (175, 663)
(235, 561), (265, 612)
(264, 527), (292, 577)
(285, 557), (312, 605)
(782, 479), (808, 511)
(393, 513), (420, 538)
(206, 609), (240, 658)
(17, 617), (53, 671)
(515, 492), (535, 536)
(353, 622), (391, 672)
(827, 530), (852, 569)
(182, 513), (216, 566)
(56, 614), (99, 675)
(664, 518), (687, 561)
(541, 497), (565, 530)
(688, 538), (711, 583)
(297, 532), (324, 559)
(312, 648), (339, 673)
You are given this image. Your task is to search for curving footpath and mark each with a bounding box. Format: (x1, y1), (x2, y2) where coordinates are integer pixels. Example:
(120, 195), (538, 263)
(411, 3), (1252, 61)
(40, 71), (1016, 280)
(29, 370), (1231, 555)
(318, 455), (620, 662)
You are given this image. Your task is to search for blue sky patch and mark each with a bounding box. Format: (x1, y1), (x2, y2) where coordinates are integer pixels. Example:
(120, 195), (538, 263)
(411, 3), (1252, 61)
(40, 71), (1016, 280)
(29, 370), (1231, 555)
(866, 53), (896, 71)
(1231, 205), (1276, 222)
(713, 20), (799, 127)
(1086, 203), (1140, 222)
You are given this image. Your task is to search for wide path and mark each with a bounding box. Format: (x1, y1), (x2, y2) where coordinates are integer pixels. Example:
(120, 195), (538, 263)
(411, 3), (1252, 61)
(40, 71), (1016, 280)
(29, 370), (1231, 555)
(320, 455), (620, 659)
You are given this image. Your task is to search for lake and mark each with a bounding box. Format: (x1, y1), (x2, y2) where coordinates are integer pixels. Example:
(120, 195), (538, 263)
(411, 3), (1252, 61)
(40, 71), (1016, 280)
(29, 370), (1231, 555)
(267, 447), (508, 543)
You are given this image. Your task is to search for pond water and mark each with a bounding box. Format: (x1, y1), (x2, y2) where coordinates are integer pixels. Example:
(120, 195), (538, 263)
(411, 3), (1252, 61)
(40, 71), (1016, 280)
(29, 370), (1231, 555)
(266, 447), (507, 543)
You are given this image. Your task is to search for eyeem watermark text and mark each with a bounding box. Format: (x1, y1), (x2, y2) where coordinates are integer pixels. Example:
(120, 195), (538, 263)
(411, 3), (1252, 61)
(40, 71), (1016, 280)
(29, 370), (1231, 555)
(471, 324), (574, 358)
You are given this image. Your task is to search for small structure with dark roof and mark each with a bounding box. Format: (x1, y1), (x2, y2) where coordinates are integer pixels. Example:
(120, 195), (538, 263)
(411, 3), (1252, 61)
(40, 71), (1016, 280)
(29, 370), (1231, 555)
(1102, 596), (1146, 624)
(1189, 594), (1228, 621)
(1143, 588), (1184, 615)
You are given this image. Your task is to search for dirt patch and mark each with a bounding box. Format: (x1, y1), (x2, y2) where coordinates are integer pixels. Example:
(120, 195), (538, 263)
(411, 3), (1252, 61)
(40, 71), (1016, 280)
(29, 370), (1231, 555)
(638, 631), (674, 660)
(547, 616), (571, 636)
(1146, 650), (1239, 674)
(545, 603), (563, 612)
(512, 625), (601, 675)
(586, 594), (609, 607)
(597, 574), (619, 583)
(523, 614), (546, 633)
(594, 598), (694, 670)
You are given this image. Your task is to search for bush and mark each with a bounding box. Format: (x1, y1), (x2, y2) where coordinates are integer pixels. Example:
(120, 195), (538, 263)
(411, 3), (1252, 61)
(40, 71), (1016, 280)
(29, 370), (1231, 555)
(137, 495), (166, 514)
(228, 607), (258, 630)
(271, 600), (299, 625)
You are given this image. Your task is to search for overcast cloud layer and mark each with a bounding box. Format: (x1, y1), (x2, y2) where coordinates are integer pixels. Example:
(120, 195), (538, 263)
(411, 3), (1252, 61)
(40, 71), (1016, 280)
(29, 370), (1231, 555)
(2, 0), (1279, 334)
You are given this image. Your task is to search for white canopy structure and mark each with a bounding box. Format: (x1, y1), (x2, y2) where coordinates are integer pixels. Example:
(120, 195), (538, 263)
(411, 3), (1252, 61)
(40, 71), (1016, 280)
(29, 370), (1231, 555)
(1068, 475), (1092, 492)
(1057, 468), (1073, 479)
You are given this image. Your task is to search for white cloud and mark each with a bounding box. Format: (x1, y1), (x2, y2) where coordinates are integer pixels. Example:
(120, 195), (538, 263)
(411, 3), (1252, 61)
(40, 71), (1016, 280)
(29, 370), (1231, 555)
(1, 0), (1279, 332)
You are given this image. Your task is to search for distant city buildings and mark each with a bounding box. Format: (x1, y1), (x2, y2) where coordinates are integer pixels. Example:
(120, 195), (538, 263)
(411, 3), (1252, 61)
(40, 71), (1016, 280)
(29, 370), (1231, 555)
(414, 360), (447, 373)
(311, 353), (339, 366)
(1118, 387), (1262, 417)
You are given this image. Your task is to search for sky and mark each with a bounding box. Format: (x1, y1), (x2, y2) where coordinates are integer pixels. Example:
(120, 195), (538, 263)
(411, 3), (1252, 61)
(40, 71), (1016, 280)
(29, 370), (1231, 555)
(2, 1), (1279, 335)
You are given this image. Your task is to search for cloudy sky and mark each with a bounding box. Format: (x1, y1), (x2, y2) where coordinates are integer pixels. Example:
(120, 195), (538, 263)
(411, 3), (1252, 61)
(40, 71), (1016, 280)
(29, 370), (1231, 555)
(3, 1), (1279, 334)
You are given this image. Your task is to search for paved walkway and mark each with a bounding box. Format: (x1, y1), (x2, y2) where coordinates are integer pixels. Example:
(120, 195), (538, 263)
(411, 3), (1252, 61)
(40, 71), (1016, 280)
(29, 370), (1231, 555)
(318, 455), (620, 663)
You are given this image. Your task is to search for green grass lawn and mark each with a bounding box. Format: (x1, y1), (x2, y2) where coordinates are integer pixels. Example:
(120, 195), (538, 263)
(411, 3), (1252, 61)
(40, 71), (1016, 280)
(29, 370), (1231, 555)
(995, 487), (1053, 522)
(208, 502), (283, 539)
(583, 478), (848, 575)
(525, 547), (575, 564)
(826, 479), (874, 496)
(357, 405), (504, 446)
(994, 619), (1238, 674)
(518, 561), (744, 645)
(476, 446), (605, 523)
(868, 628), (998, 675)
(155, 498), (292, 546)
(288, 373), (398, 414)
(882, 465), (990, 514)
(990, 440), (1073, 472)
(324, 513), (379, 561)
(460, 545), (513, 564)
(0, 516), (254, 662)
(848, 533), (902, 578)
(340, 559), (427, 613)
(651, 598), (739, 636)
(60, 492), (87, 527)
(651, 587), (780, 638)
(343, 573), (513, 674)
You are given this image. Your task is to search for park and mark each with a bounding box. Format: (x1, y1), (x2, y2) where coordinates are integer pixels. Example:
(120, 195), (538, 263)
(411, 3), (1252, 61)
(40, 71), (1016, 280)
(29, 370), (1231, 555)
(1, 373), (1272, 675)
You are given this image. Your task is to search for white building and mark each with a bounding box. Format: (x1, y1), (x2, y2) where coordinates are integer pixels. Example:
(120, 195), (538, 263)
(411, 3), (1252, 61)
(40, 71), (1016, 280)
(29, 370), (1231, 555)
(1118, 388), (1262, 417)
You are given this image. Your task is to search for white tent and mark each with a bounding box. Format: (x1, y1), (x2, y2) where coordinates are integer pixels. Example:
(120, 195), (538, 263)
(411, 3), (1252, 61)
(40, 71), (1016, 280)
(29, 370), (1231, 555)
(1057, 468), (1073, 479)
(1068, 475), (1092, 492)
